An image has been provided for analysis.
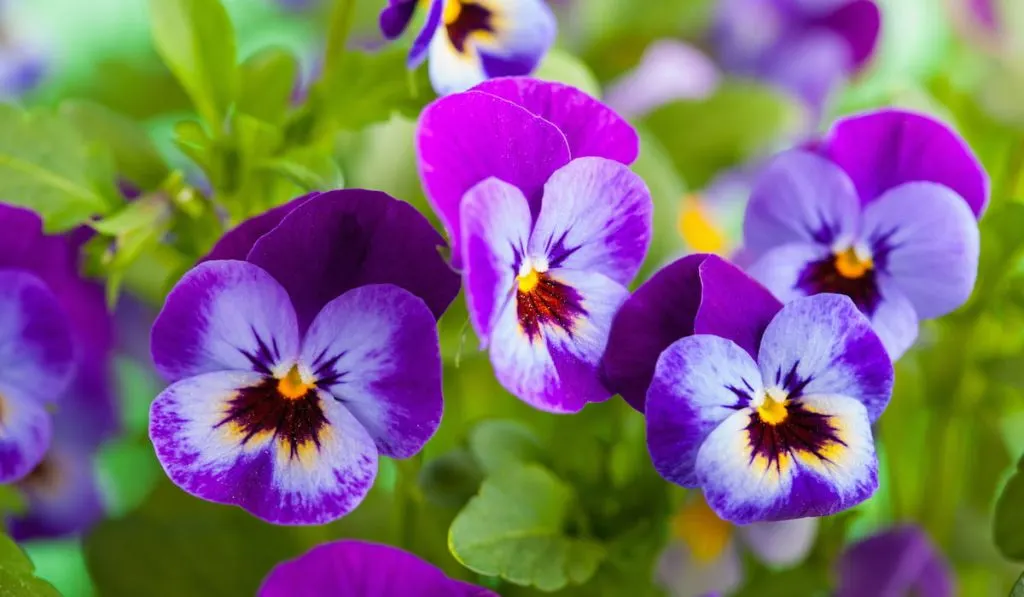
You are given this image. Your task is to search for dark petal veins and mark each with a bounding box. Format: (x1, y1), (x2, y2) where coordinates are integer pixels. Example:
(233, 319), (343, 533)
(746, 400), (847, 474)
(447, 2), (494, 53)
(215, 378), (329, 460)
(797, 255), (881, 314)
(516, 273), (586, 342)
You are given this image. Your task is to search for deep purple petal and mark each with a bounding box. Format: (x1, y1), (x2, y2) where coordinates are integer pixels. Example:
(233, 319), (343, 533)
(202, 195), (315, 263)
(246, 189), (460, 331)
(812, 0), (882, 70)
(693, 255), (783, 359)
(409, 0), (444, 66)
(9, 442), (104, 540)
(646, 335), (763, 487)
(258, 540), (497, 597)
(151, 261), (300, 382)
(473, 77), (640, 165)
(299, 284), (442, 459)
(836, 527), (953, 597)
(379, 0), (419, 40)
(817, 109), (989, 217)
(528, 157), (652, 286)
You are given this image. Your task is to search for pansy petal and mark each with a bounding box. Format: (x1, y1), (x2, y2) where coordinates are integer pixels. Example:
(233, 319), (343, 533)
(865, 277), (919, 360)
(528, 157), (653, 285)
(409, 0), (445, 66)
(299, 284), (442, 459)
(202, 194), (314, 262)
(862, 182), (980, 319)
(473, 0), (556, 79)
(696, 394), (877, 524)
(474, 77), (640, 164)
(819, 109), (988, 217)
(745, 242), (830, 303)
(379, 0), (418, 40)
(461, 178), (532, 342)
(757, 294), (893, 421)
(416, 90), (571, 265)
(740, 517), (818, 567)
(813, 0), (882, 70)
(605, 40), (720, 119)
(693, 255), (783, 359)
(247, 189), (460, 331)
(428, 28), (489, 95)
(646, 335), (763, 488)
(491, 269), (626, 412)
(0, 396), (50, 483)
(9, 443), (104, 540)
(837, 527), (953, 597)
(743, 150), (860, 256)
(151, 261), (300, 382)
(150, 371), (377, 525)
(655, 540), (742, 597)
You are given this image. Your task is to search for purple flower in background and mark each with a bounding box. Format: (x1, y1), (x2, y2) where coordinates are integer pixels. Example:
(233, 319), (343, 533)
(379, 0), (556, 95)
(836, 526), (953, 597)
(258, 540), (497, 596)
(743, 110), (985, 359)
(148, 190), (459, 524)
(0, 0), (47, 97)
(417, 77), (639, 270)
(462, 157), (652, 412)
(711, 0), (880, 118)
(605, 40), (721, 120)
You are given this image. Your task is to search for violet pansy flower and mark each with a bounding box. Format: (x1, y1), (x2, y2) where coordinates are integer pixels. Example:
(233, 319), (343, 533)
(259, 540), (497, 597)
(379, 0), (556, 95)
(149, 190), (460, 524)
(836, 526), (953, 597)
(417, 77), (639, 270)
(744, 110), (985, 359)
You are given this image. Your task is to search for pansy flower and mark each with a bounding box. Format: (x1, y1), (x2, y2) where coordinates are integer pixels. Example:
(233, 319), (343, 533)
(743, 110), (985, 358)
(149, 190), (460, 524)
(379, 0), (556, 95)
(259, 540), (497, 596)
(836, 526), (952, 597)
(417, 77), (639, 270)
(604, 255), (893, 522)
(0, 1), (46, 98)
(656, 496), (817, 597)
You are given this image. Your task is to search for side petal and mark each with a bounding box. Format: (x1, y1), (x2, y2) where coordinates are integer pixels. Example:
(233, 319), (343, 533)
(861, 182), (980, 320)
(0, 396), (50, 483)
(646, 335), (763, 488)
(472, 77), (640, 164)
(740, 517), (818, 567)
(299, 285), (443, 459)
(409, 0), (445, 66)
(743, 150), (861, 256)
(818, 109), (989, 217)
(202, 194), (315, 262)
(246, 189), (460, 331)
(416, 89), (571, 266)
(151, 261), (300, 382)
(379, 0), (418, 40)
(756, 295), (893, 422)
(150, 371), (378, 525)
(696, 395), (878, 524)
(461, 178), (532, 342)
(474, 0), (556, 79)
(866, 277), (920, 360)
(528, 157), (653, 286)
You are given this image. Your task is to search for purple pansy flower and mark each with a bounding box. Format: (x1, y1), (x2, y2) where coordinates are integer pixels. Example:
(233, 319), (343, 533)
(259, 540), (497, 596)
(605, 40), (721, 120)
(605, 255), (893, 523)
(743, 110), (985, 359)
(836, 526), (953, 597)
(417, 77), (639, 270)
(711, 0), (880, 118)
(379, 0), (556, 95)
(148, 190), (460, 525)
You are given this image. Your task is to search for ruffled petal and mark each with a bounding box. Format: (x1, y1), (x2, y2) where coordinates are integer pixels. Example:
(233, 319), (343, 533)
(202, 194), (314, 262)
(646, 335), (763, 488)
(740, 517), (818, 567)
(756, 295), (893, 422)
(528, 157), (652, 286)
(246, 190), (459, 331)
(743, 150), (861, 256)
(151, 261), (300, 382)
(818, 109), (989, 217)
(150, 371), (377, 525)
(472, 0), (556, 79)
(299, 284), (443, 459)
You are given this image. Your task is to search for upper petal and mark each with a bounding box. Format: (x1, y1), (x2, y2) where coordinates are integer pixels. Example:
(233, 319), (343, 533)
(692, 255), (783, 359)
(756, 294), (893, 422)
(416, 89), (571, 266)
(811, 0), (882, 70)
(150, 261), (300, 383)
(379, 0), (419, 40)
(743, 149), (861, 256)
(202, 194), (315, 262)
(528, 157), (653, 286)
(473, 0), (556, 79)
(473, 77), (640, 165)
(299, 285), (443, 459)
(646, 335), (763, 488)
(817, 109), (989, 217)
(246, 189), (460, 332)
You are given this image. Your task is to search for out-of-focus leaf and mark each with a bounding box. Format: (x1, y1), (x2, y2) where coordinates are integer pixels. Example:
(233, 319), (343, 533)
(994, 454), (1024, 560)
(1011, 572), (1024, 597)
(631, 126), (687, 278)
(238, 48), (299, 125)
(418, 449), (483, 510)
(534, 49), (602, 98)
(468, 420), (544, 475)
(558, 519), (666, 597)
(0, 533), (62, 597)
(449, 464), (606, 591)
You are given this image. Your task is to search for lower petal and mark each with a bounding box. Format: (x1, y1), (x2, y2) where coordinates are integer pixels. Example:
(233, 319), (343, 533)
(0, 392), (51, 483)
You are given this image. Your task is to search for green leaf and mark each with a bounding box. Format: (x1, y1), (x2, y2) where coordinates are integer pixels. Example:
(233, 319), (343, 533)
(148, 0), (237, 130)
(533, 49), (602, 98)
(0, 105), (114, 231)
(59, 100), (170, 190)
(468, 420), (543, 475)
(449, 463), (606, 591)
(1011, 572), (1024, 597)
(418, 449), (484, 510)
(238, 48), (299, 125)
(0, 533), (62, 597)
(996, 456), (1024, 560)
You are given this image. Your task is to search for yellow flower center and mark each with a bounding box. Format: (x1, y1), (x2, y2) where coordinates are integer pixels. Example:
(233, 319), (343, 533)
(678, 194), (726, 254)
(276, 365), (312, 400)
(443, 0), (462, 24)
(757, 388), (789, 425)
(834, 247), (873, 279)
(672, 497), (732, 564)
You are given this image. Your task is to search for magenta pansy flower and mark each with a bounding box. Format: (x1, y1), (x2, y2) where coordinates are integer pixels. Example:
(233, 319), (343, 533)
(258, 540), (497, 596)
(379, 0), (556, 95)
(148, 190), (459, 524)
(836, 526), (953, 597)
(743, 110), (985, 358)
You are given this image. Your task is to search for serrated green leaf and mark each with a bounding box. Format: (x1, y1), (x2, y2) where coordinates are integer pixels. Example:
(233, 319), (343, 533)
(468, 420), (543, 475)
(238, 48), (299, 125)
(449, 464), (606, 591)
(0, 533), (62, 597)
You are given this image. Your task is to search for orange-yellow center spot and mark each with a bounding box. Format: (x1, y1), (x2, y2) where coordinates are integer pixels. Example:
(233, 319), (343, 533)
(834, 247), (873, 279)
(276, 365), (311, 400)
(678, 194), (726, 254)
(443, 0), (462, 24)
(757, 389), (789, 425)
(672, 497), (732, 564)
(517, 268), (541, 293)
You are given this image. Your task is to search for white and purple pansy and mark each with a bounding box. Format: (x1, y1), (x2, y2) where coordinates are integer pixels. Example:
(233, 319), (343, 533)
(744, 109), (985, 359)
(148, 190), (460, 525)
(379, 0), (556, 95)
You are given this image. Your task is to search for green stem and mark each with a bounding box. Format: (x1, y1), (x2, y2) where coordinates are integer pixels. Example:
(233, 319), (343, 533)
(395, 453), (424, 551)
(323, 0), (358, 76)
